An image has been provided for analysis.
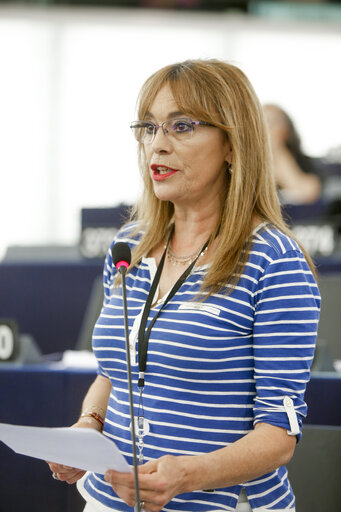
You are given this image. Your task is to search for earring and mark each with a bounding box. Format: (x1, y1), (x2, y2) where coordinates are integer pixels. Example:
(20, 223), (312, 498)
(226, 162), (232, 173)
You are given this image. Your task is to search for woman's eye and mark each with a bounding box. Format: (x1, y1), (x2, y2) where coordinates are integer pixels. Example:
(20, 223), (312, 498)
(144, 123), (155, 134)
(172, 121), (192, 133)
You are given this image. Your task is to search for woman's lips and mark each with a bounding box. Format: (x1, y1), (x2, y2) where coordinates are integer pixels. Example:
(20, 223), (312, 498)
(151, 164), (178, 181)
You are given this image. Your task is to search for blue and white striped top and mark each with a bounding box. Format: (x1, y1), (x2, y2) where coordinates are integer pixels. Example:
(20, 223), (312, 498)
(77, 222), (320, 512)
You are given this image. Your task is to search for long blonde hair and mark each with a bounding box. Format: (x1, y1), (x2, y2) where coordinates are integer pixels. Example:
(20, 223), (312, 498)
(127, 59), (315, 293)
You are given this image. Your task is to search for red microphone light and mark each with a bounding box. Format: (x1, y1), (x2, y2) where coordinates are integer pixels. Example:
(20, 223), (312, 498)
(115, 260), (129, 270)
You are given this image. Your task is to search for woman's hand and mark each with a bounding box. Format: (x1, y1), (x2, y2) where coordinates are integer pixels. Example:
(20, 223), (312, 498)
(46, 462), (86, 484)
(105, 455), (190, 512)
(46, 419), (102, 484)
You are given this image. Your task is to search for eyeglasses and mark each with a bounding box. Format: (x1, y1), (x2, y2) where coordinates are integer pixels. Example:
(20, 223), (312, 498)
(130, 118), (213, 144)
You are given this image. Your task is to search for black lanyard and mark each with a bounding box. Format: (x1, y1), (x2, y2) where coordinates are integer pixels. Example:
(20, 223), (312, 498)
(137, 228), (209, 388)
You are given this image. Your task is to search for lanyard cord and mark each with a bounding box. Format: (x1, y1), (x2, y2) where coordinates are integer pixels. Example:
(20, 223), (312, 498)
(137, 226), (209, 388)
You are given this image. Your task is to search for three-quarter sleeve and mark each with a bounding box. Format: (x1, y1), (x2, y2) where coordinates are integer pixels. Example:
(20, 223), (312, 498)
(252, 249), (320, 441)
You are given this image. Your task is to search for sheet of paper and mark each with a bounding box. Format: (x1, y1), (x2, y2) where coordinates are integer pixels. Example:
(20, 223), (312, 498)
(0, 423), (130, 474)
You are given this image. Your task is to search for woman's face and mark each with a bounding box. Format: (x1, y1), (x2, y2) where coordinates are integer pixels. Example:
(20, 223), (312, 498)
(143, 84), (232, 210)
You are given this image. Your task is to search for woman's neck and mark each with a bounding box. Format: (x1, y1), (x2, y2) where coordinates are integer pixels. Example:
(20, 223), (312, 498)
(170, 207), (220, 254)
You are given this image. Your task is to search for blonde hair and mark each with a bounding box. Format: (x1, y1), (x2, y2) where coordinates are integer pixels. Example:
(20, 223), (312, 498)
(127, 59), (315, 293)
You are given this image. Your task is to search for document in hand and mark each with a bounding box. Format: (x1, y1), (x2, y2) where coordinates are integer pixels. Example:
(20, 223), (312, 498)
(0, 423), (130, 474)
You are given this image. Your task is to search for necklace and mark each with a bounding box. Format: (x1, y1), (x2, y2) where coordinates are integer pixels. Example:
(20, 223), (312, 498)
(167, 243), (208, 266)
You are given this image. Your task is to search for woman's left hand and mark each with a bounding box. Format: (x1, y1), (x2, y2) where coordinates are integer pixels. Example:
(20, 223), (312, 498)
(105, 455), (189, 512)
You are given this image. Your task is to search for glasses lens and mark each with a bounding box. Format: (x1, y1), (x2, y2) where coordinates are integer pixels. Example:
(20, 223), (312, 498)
(166, 119), (193, 140)
(130, 121), (155, 142)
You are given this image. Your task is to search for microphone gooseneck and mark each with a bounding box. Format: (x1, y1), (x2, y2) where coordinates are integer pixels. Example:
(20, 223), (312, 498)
(111, 242), (142, 512)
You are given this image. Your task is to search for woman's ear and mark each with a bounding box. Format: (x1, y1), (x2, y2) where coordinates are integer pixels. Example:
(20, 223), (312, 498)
(224, 140), (232, 165)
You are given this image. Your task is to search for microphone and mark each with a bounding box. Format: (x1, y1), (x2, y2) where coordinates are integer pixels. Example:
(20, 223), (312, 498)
(111, 242), (142, 512)
(112, 242), (131, 273)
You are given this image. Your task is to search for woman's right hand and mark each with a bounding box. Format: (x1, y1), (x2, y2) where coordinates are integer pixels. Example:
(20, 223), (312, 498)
(47, 418), (102, 484)
(47, 462), (86, 484)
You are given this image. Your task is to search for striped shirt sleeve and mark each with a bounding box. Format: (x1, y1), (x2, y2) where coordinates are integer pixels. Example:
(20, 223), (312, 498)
(252, 249), (320, 441)
(96, 223), (141, 378)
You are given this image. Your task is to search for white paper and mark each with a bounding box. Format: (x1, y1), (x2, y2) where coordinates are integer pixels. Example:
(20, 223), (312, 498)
(0, 423), (130, 474)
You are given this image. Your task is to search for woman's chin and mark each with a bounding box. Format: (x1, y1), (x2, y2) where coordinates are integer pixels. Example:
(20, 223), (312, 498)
(152, 185), (179, 204)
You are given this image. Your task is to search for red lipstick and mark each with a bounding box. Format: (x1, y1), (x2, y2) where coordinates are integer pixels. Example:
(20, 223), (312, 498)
(151, 164), (178, 181)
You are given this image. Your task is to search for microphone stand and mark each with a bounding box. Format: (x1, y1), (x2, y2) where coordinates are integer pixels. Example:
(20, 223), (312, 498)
(120, 266), (142, 512)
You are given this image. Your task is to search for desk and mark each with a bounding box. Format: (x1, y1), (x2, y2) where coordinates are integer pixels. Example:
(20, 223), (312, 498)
(305, 372), (341, 426)
(0, 261), (102, 355)
(0, 365), (96, 512)
(0, 365), (340, 512)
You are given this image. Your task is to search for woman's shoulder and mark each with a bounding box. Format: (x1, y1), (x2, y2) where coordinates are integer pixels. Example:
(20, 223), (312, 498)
(251, 222), (302, 260)
(103, 221), (144, 282)
(112, 221), (144, 250)
(246, 223), (316, 291)
(104, 221), (143, 269)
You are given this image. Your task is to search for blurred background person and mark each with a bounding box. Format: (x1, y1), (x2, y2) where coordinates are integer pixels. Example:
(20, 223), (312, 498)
(264, 104), (323, 205)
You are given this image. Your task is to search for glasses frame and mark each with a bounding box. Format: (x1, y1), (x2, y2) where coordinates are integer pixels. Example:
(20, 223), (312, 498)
(130, 117), (213, 143)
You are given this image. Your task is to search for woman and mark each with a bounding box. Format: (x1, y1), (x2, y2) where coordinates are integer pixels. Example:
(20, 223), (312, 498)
(263, 103), (322, 205)
(48, 60), (320, 512)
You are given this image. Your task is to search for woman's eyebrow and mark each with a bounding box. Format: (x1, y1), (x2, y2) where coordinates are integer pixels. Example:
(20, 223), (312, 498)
(167, 111), (186, 119)
(145, 110), (187, 121)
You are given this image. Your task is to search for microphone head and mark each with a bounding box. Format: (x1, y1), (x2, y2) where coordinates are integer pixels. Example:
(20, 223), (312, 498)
(111, 242), (131, 271)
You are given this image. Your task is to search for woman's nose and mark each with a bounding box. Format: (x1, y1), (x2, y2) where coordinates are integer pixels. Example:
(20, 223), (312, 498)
(150, 127), (173, 153)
